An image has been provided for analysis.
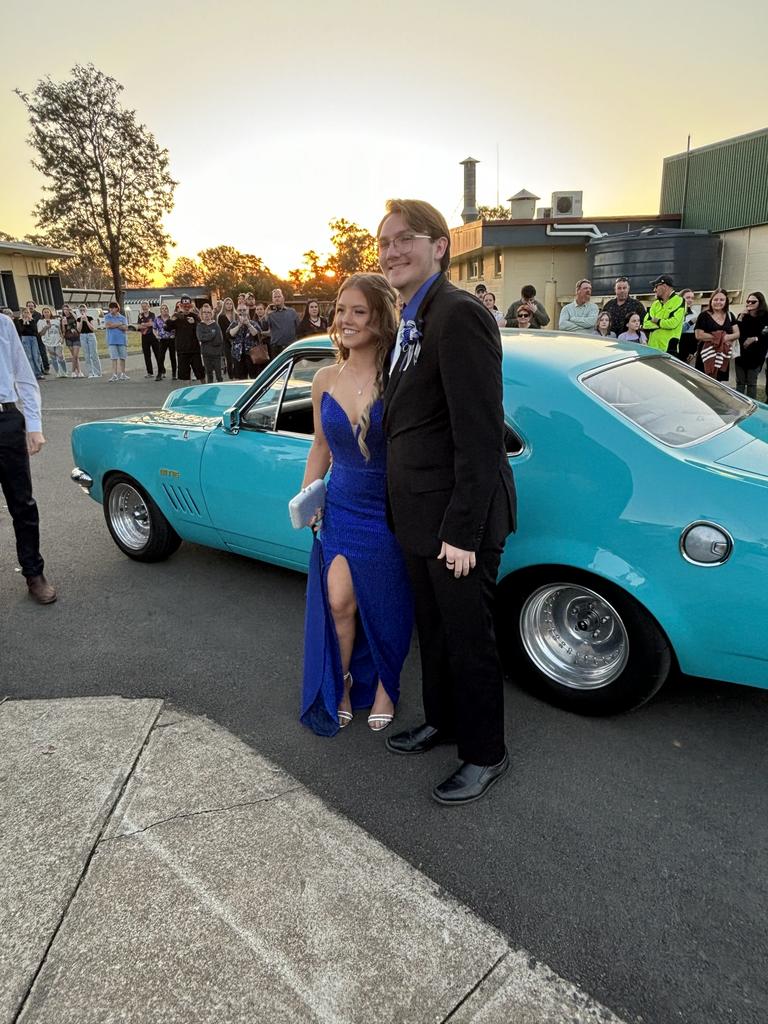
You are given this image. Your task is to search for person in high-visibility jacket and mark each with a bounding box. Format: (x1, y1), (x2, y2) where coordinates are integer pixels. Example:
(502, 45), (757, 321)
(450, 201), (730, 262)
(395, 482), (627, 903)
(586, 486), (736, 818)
(643, 275), (685, 353)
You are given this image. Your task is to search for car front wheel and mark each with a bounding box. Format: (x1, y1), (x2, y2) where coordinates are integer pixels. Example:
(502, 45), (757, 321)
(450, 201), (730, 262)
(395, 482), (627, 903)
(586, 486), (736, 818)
(103, 474), (181, 563)
(499, 570), (672, 714)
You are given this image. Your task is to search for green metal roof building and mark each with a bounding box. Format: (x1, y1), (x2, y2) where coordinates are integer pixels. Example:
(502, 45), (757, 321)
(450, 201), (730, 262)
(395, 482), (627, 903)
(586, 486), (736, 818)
(660, 128), (768, 231)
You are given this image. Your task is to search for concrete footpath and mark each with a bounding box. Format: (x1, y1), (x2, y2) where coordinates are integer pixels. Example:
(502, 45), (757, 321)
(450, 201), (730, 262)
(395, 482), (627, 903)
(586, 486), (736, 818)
(0, 698), (626, 1024)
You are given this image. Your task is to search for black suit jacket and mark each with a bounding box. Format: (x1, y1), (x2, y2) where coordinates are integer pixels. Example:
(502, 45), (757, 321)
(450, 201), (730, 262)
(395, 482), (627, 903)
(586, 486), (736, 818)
(383, 275), (516, 558)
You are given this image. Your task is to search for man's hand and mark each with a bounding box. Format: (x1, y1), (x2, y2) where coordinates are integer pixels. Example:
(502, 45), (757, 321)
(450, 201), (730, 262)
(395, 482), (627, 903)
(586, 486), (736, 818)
(438, 541), (476, 578)
(27, 431), (45, 456)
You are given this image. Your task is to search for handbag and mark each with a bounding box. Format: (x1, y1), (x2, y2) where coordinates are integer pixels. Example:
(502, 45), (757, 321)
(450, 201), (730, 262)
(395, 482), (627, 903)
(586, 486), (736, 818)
(288, 478), (326, 529)
(248, 340), (270, 366)
(64, 318), (79, 342)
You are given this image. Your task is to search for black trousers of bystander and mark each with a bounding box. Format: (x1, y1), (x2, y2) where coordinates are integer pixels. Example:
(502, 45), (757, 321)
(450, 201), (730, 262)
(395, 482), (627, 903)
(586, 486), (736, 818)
(0, 408), (44, 578)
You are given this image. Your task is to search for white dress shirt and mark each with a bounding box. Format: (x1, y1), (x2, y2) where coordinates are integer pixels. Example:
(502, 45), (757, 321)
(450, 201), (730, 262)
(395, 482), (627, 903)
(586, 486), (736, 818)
(0, 313), (42, 432)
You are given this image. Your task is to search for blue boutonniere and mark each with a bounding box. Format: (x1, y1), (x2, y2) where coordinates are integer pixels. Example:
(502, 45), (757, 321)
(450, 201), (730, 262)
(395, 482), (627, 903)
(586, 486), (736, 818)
(400, 319), (422, 371)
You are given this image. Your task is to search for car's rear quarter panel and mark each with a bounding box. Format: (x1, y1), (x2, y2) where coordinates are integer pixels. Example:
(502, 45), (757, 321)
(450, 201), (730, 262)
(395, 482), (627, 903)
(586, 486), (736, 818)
(501, 357), (768, 690)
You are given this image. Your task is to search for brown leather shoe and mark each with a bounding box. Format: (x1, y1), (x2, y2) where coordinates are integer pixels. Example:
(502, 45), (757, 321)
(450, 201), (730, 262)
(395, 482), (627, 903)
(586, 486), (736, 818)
(26, 574), (57, 604)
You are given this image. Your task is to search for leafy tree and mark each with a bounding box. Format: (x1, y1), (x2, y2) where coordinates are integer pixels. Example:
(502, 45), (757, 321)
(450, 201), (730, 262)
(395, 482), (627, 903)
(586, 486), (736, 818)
(15, 64), (177, 305)
(197, 245), (279, 300)
(167, 256), (203, 287)
(326, 219), (379, 279)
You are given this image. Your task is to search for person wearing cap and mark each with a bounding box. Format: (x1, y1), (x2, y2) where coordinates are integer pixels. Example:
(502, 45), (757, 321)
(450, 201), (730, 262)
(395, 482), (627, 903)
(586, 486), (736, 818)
(166, 296), (203, 382)
(643, 276), (685, 353)
(0, 312), (56, 603)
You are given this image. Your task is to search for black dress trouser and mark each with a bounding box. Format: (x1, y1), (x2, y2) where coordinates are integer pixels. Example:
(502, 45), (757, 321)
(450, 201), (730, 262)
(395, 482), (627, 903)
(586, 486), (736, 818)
(402, 534), (506, 767)
(141, 334), (161, 375)
(0, 409), (44, 578)
(177, 350), (204, 382)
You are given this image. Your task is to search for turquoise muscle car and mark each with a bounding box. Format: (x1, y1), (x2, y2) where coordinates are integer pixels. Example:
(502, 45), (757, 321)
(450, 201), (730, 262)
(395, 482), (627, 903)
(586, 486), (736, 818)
(71, 333), (768, 714)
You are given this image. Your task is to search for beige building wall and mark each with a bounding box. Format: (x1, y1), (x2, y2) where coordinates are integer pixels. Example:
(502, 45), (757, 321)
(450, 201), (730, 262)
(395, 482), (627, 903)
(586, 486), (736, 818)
(449, 245), (589, 322)
(719, 226), (768, 305)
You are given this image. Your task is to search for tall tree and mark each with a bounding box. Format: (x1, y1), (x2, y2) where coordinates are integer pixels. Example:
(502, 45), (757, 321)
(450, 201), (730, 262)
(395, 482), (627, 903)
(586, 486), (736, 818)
(197, 245), (279, 299)
(167, 256), (203, 287)
(326, 219), (380, 279)
(16, 64), (177, 305)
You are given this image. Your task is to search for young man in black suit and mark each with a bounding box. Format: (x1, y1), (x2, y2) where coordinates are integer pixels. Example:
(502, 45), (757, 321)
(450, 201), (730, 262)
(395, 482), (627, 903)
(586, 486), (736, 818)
(378, 199), (516, 805)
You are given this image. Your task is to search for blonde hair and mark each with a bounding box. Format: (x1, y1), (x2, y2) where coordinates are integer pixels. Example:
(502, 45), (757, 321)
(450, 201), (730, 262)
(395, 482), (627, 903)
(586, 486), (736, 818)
(329, 273), (397, 460)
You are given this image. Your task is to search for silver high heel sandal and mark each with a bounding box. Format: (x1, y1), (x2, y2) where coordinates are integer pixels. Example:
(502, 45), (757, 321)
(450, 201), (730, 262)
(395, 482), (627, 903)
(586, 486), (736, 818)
(368, 684), (395, 732)
(338, 671), (354, 728)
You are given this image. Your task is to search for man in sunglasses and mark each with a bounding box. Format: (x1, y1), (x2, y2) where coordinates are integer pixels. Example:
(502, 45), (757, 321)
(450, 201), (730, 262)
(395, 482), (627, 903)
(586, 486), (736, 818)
(378, 198), (516, 806)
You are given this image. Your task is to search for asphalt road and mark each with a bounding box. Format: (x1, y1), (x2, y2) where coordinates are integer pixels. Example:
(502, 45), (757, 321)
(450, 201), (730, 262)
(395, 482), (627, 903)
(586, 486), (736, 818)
(2, 359), (767, 1024)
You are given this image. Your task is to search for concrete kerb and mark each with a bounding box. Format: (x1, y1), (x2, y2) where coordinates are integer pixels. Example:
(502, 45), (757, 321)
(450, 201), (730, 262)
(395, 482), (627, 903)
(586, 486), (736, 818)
(1, 698), (627, 1024)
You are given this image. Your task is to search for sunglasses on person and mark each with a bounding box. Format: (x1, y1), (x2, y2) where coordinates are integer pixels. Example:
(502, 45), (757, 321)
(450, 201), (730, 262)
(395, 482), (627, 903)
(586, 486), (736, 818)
(746, 298), (758, 305)
(517, 313), (531, 319)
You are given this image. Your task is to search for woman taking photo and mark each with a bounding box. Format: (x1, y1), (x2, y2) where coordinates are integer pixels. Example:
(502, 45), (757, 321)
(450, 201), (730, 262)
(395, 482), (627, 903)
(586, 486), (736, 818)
(734, 292), (768, 399)
(76, 304), (102, 377)
(695, 289), (739, 382)
(61, 303), (83, 377)
(217, 296), (237, 378)
(297, 299), (328, 339)
(37, 307), (68, 378)
(299, 274), (413, 736)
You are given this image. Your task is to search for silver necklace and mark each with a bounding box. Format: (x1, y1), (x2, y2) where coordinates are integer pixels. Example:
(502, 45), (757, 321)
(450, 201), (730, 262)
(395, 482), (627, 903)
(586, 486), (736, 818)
(344, 362), (375, 396)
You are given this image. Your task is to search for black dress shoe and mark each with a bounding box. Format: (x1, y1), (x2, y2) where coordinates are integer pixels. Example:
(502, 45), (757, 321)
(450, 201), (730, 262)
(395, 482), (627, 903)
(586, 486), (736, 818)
(385, 723), (454, 755)
(432, 750), (509, 805)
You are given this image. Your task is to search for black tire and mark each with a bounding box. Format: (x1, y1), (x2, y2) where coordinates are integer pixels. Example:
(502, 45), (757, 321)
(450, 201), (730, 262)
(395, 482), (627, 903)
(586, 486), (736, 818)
(103, 473), (181, 563)
(497, 568), (672, 715)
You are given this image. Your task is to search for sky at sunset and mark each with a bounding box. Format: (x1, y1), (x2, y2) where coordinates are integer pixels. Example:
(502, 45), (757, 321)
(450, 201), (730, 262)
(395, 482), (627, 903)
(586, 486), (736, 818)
(2, 0), (767, 278)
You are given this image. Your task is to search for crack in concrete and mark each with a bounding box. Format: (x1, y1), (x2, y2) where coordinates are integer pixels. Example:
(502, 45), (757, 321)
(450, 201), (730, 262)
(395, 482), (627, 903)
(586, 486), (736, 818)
(102, 786), (304, 841)
(440, 949), (510, 1023)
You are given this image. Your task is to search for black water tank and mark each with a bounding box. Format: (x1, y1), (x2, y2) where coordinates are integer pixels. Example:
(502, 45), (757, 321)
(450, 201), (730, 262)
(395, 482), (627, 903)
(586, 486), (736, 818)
(587, 228), (721, 294)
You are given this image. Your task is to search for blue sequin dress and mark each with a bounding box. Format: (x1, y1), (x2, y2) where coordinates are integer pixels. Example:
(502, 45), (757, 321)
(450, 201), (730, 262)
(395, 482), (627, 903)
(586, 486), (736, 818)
(300, 391), (414, 736)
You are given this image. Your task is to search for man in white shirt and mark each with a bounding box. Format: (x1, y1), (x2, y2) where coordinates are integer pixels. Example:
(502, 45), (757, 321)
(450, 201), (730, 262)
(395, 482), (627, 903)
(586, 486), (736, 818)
(558, 279), (599, 333)
(0, 313), (56, 603)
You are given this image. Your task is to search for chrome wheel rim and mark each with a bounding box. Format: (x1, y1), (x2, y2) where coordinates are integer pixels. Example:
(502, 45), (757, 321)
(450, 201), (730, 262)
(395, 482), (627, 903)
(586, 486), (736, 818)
(108, 482), (150, 550)
(520, 583), (629, 689)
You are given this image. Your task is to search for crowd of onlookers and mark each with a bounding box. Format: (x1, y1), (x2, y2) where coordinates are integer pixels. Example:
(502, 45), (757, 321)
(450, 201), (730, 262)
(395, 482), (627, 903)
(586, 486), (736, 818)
(477, 276), (768, 399)
(8, 275), (768, 400)
(3, 288), (330, 385)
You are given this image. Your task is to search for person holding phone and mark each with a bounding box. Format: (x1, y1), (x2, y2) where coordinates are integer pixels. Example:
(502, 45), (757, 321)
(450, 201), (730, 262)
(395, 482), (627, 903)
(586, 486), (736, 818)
(76, 305), (102, 377)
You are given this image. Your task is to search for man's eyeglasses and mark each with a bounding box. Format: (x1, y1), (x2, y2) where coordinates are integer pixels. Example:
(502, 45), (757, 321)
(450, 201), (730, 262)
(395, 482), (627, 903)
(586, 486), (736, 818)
(377, 233), (432, 256)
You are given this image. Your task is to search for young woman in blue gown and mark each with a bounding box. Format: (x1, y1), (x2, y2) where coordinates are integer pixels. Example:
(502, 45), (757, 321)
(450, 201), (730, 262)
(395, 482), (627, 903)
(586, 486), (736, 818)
(300, 274), (413, 736)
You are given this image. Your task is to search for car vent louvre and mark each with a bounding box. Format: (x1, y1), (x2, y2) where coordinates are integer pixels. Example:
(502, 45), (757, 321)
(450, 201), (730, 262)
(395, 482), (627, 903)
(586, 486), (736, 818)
(162, 483), (201, 516)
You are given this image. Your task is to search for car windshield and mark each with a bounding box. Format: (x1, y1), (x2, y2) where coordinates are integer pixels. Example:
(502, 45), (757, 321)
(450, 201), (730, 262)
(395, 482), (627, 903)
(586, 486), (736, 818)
(581, 355), (753, 447)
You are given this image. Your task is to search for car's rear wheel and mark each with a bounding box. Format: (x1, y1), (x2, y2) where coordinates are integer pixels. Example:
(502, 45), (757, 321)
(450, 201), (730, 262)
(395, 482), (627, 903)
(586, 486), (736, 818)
(103, 474), (181, 562)
(498, 570), (671, 714)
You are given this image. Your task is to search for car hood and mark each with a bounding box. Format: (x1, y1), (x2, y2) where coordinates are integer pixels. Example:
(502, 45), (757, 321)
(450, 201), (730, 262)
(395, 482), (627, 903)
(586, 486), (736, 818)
(162, 382), (252, 417)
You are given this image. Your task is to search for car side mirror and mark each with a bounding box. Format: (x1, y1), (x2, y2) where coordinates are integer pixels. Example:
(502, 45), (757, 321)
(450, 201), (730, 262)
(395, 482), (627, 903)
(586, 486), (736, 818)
(222, 406), (240, 434)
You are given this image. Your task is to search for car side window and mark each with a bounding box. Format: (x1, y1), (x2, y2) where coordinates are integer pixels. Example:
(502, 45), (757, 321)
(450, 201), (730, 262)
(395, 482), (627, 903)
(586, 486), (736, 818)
(275, 355), (336, 435)
(240, 365), (290, 431)
(239, 354), (336, 434)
